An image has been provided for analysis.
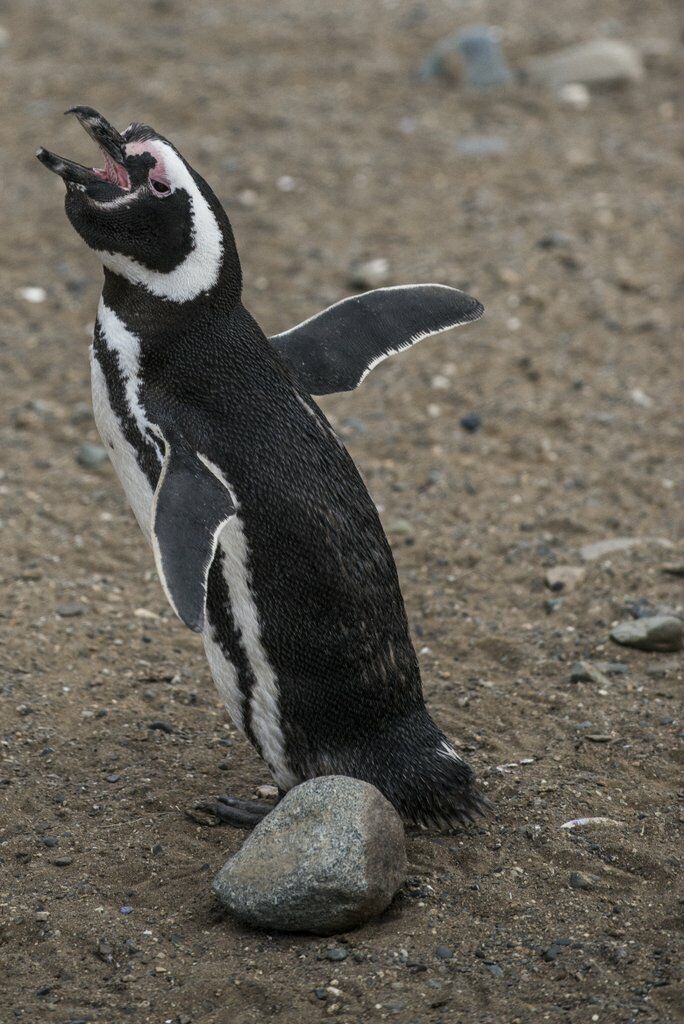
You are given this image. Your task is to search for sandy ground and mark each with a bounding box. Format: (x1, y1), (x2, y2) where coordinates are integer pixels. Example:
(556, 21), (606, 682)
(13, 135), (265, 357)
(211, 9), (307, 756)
(1, 1), (682, 1022)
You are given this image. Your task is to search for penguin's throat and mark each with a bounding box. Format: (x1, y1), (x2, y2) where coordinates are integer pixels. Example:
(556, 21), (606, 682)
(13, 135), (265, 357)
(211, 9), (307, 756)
(93, 153), (130, 190)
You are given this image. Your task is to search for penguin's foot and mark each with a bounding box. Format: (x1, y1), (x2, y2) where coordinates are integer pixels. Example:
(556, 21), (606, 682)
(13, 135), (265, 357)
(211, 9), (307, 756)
(190, 795), (276, 829)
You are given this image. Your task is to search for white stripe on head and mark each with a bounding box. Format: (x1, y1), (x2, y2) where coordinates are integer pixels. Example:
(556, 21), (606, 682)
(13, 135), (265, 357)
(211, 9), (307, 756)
(95, 140), (224, 303)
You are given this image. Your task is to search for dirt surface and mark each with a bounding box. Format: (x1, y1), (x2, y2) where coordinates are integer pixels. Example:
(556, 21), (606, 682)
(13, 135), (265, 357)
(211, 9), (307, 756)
(1, 1), (682, 1022)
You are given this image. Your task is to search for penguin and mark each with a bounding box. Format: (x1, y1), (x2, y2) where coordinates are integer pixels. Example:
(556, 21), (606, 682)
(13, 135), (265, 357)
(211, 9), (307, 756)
(37, 107), (488, 829)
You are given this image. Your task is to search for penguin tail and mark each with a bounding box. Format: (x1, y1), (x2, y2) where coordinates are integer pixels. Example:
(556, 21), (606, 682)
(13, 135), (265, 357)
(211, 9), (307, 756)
(343, 709), (492, 829)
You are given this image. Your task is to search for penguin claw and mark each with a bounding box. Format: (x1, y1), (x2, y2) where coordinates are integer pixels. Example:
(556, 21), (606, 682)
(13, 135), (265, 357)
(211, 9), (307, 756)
(192, 795), (275, 829)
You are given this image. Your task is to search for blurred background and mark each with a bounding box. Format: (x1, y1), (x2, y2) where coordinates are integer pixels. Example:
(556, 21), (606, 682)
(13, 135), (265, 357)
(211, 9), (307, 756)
(1, 2), (682, 1023)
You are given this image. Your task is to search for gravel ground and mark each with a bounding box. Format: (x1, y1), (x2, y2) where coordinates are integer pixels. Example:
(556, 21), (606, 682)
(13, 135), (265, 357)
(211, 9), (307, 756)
(1, 2), (682, 1023)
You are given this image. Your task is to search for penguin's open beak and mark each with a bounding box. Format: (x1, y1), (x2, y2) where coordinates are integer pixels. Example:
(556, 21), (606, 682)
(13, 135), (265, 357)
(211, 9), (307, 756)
(36, 107), (131, 192)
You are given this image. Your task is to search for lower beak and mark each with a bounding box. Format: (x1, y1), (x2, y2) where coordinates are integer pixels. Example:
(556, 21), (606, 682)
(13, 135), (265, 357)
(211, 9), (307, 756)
(35, 147), (101, 187)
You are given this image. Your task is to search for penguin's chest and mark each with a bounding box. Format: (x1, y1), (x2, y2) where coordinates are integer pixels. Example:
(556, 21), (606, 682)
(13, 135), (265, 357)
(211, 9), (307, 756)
(90, 303), (296, 789)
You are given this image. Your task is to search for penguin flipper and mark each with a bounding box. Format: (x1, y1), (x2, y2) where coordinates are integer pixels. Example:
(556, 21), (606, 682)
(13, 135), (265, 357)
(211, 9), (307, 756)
(270, 284), (484, 395)
(152, 444), (235, 633)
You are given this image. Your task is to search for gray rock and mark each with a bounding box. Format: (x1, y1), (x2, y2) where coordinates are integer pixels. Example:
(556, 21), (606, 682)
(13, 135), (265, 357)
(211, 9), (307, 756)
(212, 776), (406, 934)
(456, 135), (509, 158)
(610, 615), (682, 653)
(456, 26), (513, 89)
(570, 661), (627, 682)
(579, 536), (673, 561)
(419, 25), (513, 88)
(526, 40), (644, 89)
(76, 441), (108, 468)
(545, 565), (586, 593)
(569, 871), (598, 891)
(56, 602), (84, 618)
(568, 661), (611, 686)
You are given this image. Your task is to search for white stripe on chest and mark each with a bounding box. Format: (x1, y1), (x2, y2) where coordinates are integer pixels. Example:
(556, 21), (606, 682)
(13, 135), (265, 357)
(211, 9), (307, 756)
(90, 304), (159, 539)
(204, 508), (298, 791)
(90, 312), (294, 786)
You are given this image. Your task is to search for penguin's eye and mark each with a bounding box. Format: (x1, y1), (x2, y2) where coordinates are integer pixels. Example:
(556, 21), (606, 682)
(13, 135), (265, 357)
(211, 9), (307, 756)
(150, 178), (171, 197)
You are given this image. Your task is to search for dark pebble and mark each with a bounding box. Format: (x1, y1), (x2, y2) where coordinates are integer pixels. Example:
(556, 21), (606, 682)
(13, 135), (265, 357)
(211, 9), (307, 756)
(542, 944), (561, 962)
(406, 961), (428, 973)
(56, 602), (84, 618)
(148, 720), (174, 733)
(485, 962), (503, 978)
(538, 231), (573, 250)
(52, 856), (73, 866)
(325, 947), (348, 961)
(459, 412), (482, 433)
(106, 774), (120, 783)
(41, 837), (59, 848)
(314, 988), (328, 1001)
(435, 945), (453, 960)
(545, 598), (562, 614)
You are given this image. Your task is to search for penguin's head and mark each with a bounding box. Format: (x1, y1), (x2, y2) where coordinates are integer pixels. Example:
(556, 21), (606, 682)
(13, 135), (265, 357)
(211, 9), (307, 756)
(37, 107), (240, 303)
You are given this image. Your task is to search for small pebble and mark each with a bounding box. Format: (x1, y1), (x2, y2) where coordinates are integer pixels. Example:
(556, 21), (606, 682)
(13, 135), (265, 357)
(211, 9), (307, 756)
(538, 230), (573, 250)
(255, 784), (279, 800)
(568, 661), (611, 687)
(579, 536), (672, 561)
(325, 947), (349, 962)
(456, 135), (509, 158)
(558, 83), (591, 109)
(52, 856), (73, 866)
(459, 412), (482, 433)
(387, 518), (414, 537)
(545, 565), (585, 592)
(569, 871), (598, 891)
(348, 258), (390, 290)
(456, 25), (513, 89)
(17, 286), (47, 303)
(76, 441), (108, 468)
(485, 962), (503, 977)
(435, 945), (453, 960)
(525, 39), (644, 88)
(56, 602), (84, 618)
(120, 905), (133, 915)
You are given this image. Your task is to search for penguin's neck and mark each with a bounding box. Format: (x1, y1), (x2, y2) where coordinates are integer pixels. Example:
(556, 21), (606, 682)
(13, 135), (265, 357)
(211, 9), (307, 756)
(101, 260), (242, 351)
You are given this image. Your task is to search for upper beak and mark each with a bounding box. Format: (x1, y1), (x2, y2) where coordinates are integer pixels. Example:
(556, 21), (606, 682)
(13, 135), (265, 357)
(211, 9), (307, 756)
(36, 106), (129, 190)
(64, 106), (126, 164)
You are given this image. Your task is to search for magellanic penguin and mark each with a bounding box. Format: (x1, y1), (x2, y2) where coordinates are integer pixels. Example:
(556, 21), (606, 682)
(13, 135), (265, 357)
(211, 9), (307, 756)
(37, 108), (488, 829)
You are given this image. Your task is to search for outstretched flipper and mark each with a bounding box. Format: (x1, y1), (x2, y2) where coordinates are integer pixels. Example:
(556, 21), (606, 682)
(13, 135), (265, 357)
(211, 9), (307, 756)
(152, 443), (235, 632)
(270, 284), (484, 395)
